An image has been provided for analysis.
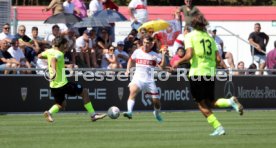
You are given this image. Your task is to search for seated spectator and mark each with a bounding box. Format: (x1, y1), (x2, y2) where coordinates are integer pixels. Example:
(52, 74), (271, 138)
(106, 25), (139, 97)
(266, 41), (276, 75)
(101, 45), (121, 69)
(170, 46), (190, 69)
(95, 28), (112, 65)
(7, 38), (32, 74)
(0, 23), (13, 44)
(44, 25), (61, 47)
(247, 63), (257, 75)
(75, 30), (91, 68)
(234, 61), (245, 75)
(88, 29), (99, 68)
(0, 40), (20, 74)
(114, 41), (129, 68)
(15, 25), (36, 64)
(123, 33), (135, 53)
(28, 26), (46, 52)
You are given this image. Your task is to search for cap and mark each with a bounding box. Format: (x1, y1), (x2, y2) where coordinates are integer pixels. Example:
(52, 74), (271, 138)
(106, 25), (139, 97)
(209, 26), (217, 32)
(117, 41), (124, 46)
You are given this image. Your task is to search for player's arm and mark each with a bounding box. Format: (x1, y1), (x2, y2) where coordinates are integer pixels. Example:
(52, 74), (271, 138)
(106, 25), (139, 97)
(173, 47), (193, 68)
(37, 51), (47, 59)
(49, 57), (57, 80)
(125, 58), (135, 76)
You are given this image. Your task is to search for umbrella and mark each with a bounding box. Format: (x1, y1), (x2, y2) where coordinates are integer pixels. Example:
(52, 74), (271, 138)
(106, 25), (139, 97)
(44, 13), (82, 24)
(138, 20), (170, 32)
(74, 17), (111, 28)
(93, 10), (127, 23)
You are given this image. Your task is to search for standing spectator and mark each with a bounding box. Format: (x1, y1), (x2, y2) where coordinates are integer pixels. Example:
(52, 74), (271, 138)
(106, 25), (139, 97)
(176, 0), (201, 27)
(72, 0), (88, 35)
(63, 0), (75, 14)
(44, 25), (61, 46)
(128, 0), (148, 30)
(42, 0), (64, 15)
(234, 61), (245, 75)
(0, 40), (20, 74)
(114, 41), (129, 68)
(89, 0), (104, 16)
(173, 14), (243, 136)
(103, 0), (119, 42)
(248, 23), (269, 75)
(0, 23), (13, 43)
(266, 41), (276, 75)
(210, 28), (235, 69)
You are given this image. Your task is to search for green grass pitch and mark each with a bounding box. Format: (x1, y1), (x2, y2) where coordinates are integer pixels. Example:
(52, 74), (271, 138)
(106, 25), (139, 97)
(0, 110), (276, 148)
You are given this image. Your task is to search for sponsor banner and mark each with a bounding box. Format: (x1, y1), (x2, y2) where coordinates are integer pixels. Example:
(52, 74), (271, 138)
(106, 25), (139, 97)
(0, 76), (276, 112)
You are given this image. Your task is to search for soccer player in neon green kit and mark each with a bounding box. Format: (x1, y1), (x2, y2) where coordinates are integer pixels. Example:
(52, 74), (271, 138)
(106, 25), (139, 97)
(173, 14), (243, 136)
(38, 36), (106, 122)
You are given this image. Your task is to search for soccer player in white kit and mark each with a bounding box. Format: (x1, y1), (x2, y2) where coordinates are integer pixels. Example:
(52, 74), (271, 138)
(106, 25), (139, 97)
(123, 36), (166, 122)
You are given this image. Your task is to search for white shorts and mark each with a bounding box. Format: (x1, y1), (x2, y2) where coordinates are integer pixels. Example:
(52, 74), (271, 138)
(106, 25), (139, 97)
(129, 79), (160, 99)
(254, 54), (266, 64)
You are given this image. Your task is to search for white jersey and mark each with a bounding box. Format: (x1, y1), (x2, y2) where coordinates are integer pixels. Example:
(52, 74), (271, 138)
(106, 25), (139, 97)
(128, 0), (148, 23)
(131, 48), (161, 82)
(171, 33), (185, 57)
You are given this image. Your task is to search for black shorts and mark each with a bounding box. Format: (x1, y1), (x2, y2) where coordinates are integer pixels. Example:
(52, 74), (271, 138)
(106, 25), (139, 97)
(188, 76), (215, 102)
(51, 82), (83, 105)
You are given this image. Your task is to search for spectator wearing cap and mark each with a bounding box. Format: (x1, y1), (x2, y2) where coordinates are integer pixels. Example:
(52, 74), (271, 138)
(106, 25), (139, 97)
(209, 27), (235, 69)
(115, 41), (129, 68)
(7, 38), (32, 74)
(0, 40), (20, 74)
(266, 41), (276, 75)
(0, 23), (13, 44)
(75, 30), (92, 68)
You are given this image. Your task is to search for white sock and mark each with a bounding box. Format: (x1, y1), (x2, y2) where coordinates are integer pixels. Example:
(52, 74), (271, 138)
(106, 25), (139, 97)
(154, 107), (160, 115)
(127, 99), (135, 113)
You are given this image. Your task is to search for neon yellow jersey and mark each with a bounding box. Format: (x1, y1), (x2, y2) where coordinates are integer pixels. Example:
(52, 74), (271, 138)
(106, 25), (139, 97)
(41, 48), (68, 88)
(185, 30), (218, 76)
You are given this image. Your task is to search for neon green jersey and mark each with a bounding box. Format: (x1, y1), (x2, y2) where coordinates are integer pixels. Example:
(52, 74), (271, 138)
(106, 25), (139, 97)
(41, 48), (68, 88)
(185, 30), (218, 76)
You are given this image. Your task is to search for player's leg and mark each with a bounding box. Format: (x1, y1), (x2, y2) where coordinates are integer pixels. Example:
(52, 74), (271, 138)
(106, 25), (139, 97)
(214, 96), (243, 115)
(44, 88), (65, 122)
(189, 76), (225, 136)
(123, 81), (141, 119)
(146, 82), (163, 122)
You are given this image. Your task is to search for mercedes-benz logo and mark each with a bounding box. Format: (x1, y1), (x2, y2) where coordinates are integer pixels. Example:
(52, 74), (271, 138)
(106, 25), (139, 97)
(224, 81), (235, 98)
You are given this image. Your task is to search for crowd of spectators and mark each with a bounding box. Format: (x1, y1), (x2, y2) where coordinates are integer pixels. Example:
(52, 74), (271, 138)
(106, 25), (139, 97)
(0, 0), (276, 75)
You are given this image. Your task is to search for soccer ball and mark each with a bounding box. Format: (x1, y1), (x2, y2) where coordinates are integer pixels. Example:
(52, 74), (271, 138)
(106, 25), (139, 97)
(107, 106), (120, 119)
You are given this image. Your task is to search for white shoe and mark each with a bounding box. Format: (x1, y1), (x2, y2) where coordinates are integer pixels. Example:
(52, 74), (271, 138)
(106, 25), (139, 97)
(210, 126), (226, 136)
(230, 96), (244, 115)
(44, 111), (54, 122)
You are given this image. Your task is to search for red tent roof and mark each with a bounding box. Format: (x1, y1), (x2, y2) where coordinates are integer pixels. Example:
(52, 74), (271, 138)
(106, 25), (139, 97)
(14, 6), (276, 21)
